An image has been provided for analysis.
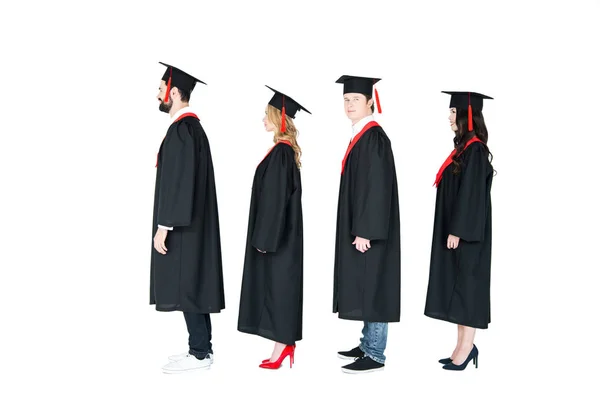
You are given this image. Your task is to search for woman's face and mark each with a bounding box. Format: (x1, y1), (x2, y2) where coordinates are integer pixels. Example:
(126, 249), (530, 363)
(449, 108), (458, 132)
(263, 107), (277, 132)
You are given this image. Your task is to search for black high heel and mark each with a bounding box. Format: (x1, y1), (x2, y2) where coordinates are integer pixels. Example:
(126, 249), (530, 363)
(442, 345), (478, 371)
(438, 357), (453, 364)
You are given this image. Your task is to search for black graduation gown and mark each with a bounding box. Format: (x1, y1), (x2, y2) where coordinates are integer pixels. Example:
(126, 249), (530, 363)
(424, 142), (493, 329)
(333, 126), (401, 322)
(237, 143), (303, 345)
(150, 116), (225, 314)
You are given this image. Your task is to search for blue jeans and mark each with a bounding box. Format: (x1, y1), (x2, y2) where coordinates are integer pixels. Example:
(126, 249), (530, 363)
(359, 322), (388, 364)
(184, 312), (213, 359)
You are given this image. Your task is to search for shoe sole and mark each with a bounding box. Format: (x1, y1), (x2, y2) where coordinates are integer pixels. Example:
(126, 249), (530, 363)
(162, 365), (211, 374)
(341, 366), (384, 374)
(337, 354), (363, 360)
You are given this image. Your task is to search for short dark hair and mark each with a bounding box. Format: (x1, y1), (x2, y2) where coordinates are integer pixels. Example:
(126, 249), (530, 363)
(365, 94), (375, 112)
(176, 87), (191, 102)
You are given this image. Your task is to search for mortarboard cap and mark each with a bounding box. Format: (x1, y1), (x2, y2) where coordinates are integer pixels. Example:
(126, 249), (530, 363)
(266, 85), (311, 132)
(159, 61), (206, 102)
(336, 75), (383, 113)
(442, 91), (493, 131)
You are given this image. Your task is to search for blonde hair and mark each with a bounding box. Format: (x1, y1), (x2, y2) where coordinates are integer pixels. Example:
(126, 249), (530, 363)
(267, 105), (302, 168)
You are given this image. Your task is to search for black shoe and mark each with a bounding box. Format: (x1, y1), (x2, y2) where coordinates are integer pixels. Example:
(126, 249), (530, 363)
(438, 357), (453, 364)
(341, 356), (384, 374)
(443, 345), (478, 371)
(337, 346), (364, 360)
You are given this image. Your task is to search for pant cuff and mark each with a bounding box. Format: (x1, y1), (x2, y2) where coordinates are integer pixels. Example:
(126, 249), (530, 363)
(362, 350), (385, 364)
(189, 349), (212, 359)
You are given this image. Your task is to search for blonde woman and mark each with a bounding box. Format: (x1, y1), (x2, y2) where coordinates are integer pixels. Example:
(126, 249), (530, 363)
(237, 86), (310, 369)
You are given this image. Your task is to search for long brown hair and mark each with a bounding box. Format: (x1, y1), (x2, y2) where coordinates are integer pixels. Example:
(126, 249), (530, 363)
(452, 108), (493, 174)
(267, 105), (302, 168)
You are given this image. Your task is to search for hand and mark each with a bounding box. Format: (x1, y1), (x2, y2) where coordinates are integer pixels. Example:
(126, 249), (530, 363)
(154, 228), (168, 254)
(352, 236), (371, 253)
(256, 248), (266, 253)
(447, 234), (460, 250)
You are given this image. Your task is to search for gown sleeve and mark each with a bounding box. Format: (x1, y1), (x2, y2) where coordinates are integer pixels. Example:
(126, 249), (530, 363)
(157, 122), (196, 227)
(250, 146), (292, 252)
(351, 131), (394, 241)
(449, 143), (489, 242)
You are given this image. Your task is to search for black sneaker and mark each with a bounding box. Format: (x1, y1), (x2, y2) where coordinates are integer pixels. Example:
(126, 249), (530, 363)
(341, 356), (384, 374)
(337, 346), (364, 360)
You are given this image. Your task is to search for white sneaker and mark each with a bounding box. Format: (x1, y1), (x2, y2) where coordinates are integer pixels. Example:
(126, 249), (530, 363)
(162, 354), (213, 374)
(168, 352), (190, 362)
(168, 352), (215, 362)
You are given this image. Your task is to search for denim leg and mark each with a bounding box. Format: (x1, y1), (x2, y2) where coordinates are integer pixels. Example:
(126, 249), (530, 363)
(183, 312), (213, 359)
(358, 322), (388, 364)
(204, 313), (213, 354)
(359, 321), (368, 351)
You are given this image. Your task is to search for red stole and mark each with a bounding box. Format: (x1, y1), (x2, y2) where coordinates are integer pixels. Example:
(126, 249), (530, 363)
(172, 112), (199, 122)
(259, 140), (292, 166)
(433, 136), (482, 187)
(341, 121), (380, 174)
(156, 112), (199, 167)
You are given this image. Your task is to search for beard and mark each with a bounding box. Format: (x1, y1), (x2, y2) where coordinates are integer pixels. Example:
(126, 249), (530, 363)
(159, 98), (173, 113)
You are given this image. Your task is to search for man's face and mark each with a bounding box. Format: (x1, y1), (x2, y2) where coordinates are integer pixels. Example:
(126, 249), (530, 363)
(343, 93), (372, 122)
(157, 80), (172, 113)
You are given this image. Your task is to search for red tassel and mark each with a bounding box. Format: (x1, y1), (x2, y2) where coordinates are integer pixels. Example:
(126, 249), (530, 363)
(164, 68), (172, 103)
(467, 92), (473, 131)
(374, 87), (382, 113)
(164, 77), (172, 102)
(281, 106), (286, 132)
(468, 104), (473, 131)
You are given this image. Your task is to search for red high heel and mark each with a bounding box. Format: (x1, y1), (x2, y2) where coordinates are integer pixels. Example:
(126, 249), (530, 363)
(259, 345), (295, 369)
(261, 344), (296, 364)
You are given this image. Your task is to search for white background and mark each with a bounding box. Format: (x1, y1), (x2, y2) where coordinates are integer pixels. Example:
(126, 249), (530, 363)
(1, 0), (599, 398)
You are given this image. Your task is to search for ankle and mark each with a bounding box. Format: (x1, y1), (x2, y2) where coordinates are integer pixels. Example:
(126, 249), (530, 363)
(458, 343), (474, 351)
(273, 342), (285, 350)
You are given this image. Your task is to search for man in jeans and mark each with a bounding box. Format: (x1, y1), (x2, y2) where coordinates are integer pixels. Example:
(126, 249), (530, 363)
(150, 62), (225, 373)
(332, 75), (401, 373)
